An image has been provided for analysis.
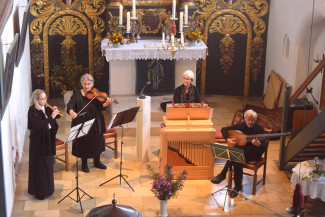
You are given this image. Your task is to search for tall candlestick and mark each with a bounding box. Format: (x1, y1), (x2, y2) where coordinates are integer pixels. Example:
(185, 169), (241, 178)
(132, 0), (136, 18)
(172, 0), (176, 19)
(179, 12), (183, 32)
(184, 5), (188, 25)
(162, 32), (165, 46)
(119, 5), (123, 25)
(126, 12), (130, 32)
(171, 34), (175, 47)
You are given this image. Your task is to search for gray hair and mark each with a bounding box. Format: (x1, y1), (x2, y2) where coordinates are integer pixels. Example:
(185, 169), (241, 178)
(244, 109), (257, 119)
(80, 73), (94, 84)
(30, 89), (45, 110)
(183, 70), (194, 81)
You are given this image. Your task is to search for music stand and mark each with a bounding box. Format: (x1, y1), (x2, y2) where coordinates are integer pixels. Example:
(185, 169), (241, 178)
(99, 106), (140, 191)
(58, 118), (95, 213)
(206, 143), (247, 210)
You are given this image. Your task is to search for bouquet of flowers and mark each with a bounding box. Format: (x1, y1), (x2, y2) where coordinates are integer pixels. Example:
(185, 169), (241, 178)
(106, 32), (124, 46)
(184, 30), (203, 43)
(147, 164), (187, 200)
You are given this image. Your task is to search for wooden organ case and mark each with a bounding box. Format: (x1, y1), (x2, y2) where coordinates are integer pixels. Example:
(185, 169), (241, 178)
(160, 106), (215, 179)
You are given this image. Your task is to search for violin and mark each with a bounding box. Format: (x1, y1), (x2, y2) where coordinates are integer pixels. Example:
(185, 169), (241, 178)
(86, 87), (118, 104)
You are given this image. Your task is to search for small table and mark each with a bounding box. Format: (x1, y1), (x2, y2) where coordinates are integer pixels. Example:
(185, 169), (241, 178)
(290, 160), (325, 202)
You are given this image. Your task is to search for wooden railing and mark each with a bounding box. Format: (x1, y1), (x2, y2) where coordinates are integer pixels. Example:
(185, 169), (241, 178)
(289, 58), (325, 108)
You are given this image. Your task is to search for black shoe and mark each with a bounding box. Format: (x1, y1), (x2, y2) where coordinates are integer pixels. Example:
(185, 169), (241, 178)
(82, 164), (89, 173)
(94, 161), (107, 169)
(229, 186), (242, 198)
(211, 174), (226, 184)
(35, 195), (45, 200)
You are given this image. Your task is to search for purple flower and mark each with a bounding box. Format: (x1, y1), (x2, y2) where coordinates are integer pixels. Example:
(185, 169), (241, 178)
(146, 164), (187, 200)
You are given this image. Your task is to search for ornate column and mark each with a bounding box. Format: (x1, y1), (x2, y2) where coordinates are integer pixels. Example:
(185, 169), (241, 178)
(108, 0), (120, 7)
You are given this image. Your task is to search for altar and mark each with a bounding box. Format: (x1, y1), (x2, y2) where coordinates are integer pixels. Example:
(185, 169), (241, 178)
(101, 39), (207, 95)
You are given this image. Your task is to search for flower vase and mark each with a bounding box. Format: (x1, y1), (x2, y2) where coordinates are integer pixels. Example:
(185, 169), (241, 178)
(113, 42), (120, 48)
(187, 40), (196, 46)
(313, 174), (322, 182)
(159, 200), (168, 217)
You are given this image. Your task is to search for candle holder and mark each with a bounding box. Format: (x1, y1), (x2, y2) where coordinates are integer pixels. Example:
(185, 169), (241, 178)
(170, 17), (178, 22)
(118, 25), (125, 34)
(314, 54), (324, 64)
(129, 17), (139, 43)
(126, 32), (131, 44)
(161, 36), (184, 57)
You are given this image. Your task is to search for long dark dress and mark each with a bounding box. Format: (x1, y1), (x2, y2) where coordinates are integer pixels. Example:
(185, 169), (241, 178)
(28, 106), (58, 198)
(67, 90), (106, 158)
(173, 84), (201, 103)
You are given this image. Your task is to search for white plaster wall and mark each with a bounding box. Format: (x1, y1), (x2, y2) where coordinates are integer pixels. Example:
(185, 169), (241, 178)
(265, 0), (325, 110)
(1, 0), (32, 216)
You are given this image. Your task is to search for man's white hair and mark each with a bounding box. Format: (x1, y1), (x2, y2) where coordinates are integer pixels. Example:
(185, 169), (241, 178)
(244, 109), (257, 119)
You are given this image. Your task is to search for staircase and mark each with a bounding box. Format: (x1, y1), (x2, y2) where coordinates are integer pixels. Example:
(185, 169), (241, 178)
(282, 109), (325, 166)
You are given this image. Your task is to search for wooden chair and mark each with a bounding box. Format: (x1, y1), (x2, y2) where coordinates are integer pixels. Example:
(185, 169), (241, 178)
(242, 140), (269, 195)
(54, 138), (69, 171)
(102, 111), (118, 159)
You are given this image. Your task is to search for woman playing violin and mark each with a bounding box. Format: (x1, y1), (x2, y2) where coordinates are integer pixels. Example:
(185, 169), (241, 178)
(67, 73), (114, 173)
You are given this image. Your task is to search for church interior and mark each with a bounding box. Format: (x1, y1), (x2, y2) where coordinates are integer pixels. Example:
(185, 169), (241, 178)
(1, 0), (325, 217)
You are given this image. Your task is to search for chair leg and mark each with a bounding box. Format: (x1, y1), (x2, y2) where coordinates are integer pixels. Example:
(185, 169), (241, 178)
(262, 163), (266, 185)
(65, 144), (69, 171)
(114, 134), (118, 159)
(252, 171), (257, 195)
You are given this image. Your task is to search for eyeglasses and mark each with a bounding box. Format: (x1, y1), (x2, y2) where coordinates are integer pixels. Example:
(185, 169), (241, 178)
(38, 97), (47, 101)
(183, 77), (191, 81)
(83, 82), (93, 86)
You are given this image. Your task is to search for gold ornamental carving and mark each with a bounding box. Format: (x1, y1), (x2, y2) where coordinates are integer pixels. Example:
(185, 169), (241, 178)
(122, 0), (177, 5)
(43, 10), (94, 95)
(193, 0), (269, 96)
(29, 0), (105, 96)
(210, 15), (247, 76)
(138, 9), (167, 34)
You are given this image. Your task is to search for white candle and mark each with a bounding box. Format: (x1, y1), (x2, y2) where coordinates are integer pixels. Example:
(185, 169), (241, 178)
(162, 32), (165, 46)
(119, 5), (123, 25)
(132, 0), (136, 18)
(180, 33), (184, 46)
(172, 0), (176, 19)
(126, 12), (130, 32)
(184, 5), (188, 25)
(171, 34), (175, 47)
(316, 54), (320, 61)
(179, 12), (183, 32)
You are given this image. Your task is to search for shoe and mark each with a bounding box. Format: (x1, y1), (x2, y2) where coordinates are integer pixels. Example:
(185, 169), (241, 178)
(211, 174), (226, 184)
(35, 195), (45, 200)
(94, 161), (107, 169)
(82, 164), (89, 173)
(229, 186), (242, 198)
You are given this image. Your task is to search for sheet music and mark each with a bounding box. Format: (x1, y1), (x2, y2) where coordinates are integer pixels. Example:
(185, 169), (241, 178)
(107, 114), (117, 129)
(64, 118), (95, 144)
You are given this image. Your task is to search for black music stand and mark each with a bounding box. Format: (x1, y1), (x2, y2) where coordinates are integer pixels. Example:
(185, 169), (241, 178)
(206, 143), (247, 210)
(58, 118), (95, 213)
(99, 106), (140, 191)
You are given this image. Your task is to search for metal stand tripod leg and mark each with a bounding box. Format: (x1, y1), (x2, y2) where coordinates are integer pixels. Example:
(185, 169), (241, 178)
(99, 125), (135, 191)
(211, 164), (248, 210)
(58, 157), (92, 213)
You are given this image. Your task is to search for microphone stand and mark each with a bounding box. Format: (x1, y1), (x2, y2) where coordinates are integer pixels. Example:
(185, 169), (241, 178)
(139, 82), (150, 99)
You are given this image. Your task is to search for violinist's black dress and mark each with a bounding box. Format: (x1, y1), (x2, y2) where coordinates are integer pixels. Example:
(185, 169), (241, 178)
(67, 90), (106, 158)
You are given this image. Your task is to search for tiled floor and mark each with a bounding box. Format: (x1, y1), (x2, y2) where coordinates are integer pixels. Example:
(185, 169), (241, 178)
(12, 95), (325, 217)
